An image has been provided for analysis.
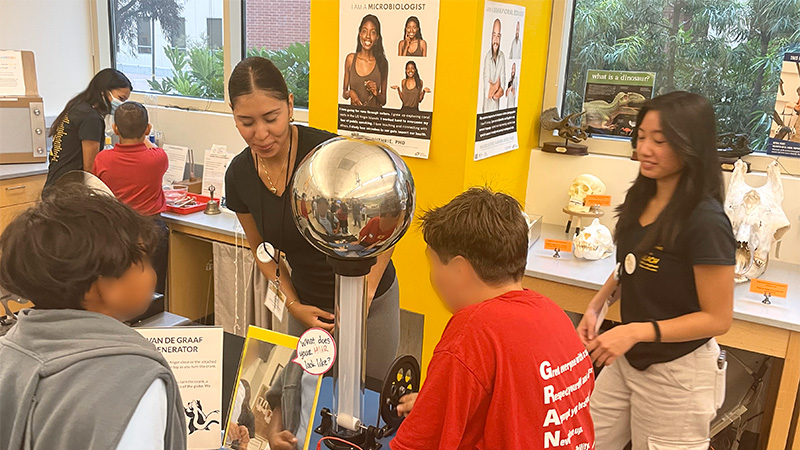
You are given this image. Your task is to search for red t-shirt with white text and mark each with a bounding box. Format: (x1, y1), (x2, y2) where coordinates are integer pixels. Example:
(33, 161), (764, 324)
(391, 290), (595, 450)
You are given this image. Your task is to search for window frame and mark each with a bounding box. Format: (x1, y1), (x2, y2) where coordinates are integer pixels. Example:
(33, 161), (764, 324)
(92, 0), (309, 122)
(541, 0), (800, 176)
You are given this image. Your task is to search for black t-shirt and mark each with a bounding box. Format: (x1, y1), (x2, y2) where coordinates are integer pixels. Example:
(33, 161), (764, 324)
(45, 101), (105, 187)
(617, 197), (735, 370)
(225, 125), (396, 310)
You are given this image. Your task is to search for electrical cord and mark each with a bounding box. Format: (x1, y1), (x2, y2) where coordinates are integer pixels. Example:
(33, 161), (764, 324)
(317, 436), (364, 450)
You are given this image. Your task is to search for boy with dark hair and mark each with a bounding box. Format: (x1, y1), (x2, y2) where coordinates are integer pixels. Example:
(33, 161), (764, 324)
(391, 187), (595, 450)
(94, 101), (169, 294)
(0, 185), (186, 450)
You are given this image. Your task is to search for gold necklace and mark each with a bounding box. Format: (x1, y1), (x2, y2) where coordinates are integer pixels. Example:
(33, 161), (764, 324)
(258, 154), (287, 194)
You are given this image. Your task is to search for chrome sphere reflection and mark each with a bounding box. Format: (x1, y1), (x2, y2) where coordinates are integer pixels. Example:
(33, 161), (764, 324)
(290, 137), (415, 260)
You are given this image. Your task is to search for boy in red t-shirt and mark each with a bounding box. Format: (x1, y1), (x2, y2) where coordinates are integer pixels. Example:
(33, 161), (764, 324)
(93, 101), (169, 295)
(391, 188), (595, 450)
(358, 199), (402, 249)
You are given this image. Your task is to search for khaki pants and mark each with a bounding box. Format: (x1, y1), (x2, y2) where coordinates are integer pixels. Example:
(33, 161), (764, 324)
(591, 339), (726, 450)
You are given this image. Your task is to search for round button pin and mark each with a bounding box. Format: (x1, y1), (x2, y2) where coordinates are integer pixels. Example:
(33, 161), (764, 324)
(624, 253), (637, 275)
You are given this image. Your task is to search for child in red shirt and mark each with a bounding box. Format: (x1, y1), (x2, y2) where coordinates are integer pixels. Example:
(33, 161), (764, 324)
(93, 101), (169, 295)
(391, 188), (595, 450)
(93, 101), (167, 216)
(358, 199), (402, 249)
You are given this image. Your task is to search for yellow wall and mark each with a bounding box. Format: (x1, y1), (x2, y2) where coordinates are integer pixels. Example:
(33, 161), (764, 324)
(310, 0), (553, 377)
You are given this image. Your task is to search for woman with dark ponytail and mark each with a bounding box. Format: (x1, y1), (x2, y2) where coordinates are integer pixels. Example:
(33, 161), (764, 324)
(45, 68), (132, 187)
(224, 60), (400, 450)
(577, 91), (735, 448)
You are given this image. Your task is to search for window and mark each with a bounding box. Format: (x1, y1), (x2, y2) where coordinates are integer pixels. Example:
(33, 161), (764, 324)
(207, 18), (223, 49)
(109, 0), (225, 100)
(137, 17), (152, 54)
(558, 0), (800, 152)
(243, 0), (311, 109)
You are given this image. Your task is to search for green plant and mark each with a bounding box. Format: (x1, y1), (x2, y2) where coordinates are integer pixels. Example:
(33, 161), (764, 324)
(148, 42), (224, 99)
(247, 42), (310, 108)
(565, 0), (800, 151)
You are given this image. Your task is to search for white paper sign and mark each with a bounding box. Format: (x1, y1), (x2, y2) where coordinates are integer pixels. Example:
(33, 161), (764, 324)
(293, 328), (336, 376)
(336, 0), (441, 159)
(202, 144), (231, 199)
(136, 326), (224, 450)
(162, 144), (189, 186)
(0, 51), (26, 96)
(474, 1), (526, 161)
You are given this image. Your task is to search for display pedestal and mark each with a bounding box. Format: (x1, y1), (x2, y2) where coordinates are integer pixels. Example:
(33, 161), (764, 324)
(562, 207), (604, 236)
(542, 141), (588, 156)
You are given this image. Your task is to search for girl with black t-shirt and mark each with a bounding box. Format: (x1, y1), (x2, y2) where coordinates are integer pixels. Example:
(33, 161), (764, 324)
(223, 57), (400, 388)
(45, 69), (132, 187)
(577, 92), (735, 449)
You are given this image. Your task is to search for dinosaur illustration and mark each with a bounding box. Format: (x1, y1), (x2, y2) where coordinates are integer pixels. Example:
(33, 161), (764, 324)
(540, 108), (588, 143)
(584, 92), (647, 131)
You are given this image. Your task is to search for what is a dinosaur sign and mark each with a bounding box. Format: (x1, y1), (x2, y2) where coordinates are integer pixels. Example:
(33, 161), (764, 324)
(583, 69), (655, 138)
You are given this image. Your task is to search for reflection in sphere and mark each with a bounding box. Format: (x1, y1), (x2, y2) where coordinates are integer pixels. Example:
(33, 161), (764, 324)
(290, 137), (415, 260)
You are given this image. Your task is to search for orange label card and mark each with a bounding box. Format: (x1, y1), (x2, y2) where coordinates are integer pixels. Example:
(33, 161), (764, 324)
(585, 195), (612, 207)
(749, 279), (788, 298)
(544, 239), (573, 252)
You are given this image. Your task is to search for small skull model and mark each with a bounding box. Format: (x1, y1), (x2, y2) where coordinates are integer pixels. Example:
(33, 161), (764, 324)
(567, 174), (606, 213)
(573, 219), (614, 260)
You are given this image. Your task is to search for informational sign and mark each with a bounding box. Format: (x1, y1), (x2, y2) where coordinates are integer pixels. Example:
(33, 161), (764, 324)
(768, 52), (800, 157)
(162, 144), (189, 186)
(749, 279), (789, 298)
(337, 0), (441, 159)
(583, 69), (655, 137)
(584, 195), (611, 207)
(544, 239), (573, 253)
(202, 144), (231, 199)
(224, 326), (323, 450)
(0, 51), (25, 96)
(136, 326), (224, 450)
(293, 328), (336, 376)
(474, 1), (526, 161)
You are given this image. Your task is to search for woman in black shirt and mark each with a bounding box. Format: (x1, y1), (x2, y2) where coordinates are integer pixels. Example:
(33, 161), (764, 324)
(45, 69), (132, 187)
(224, 57), (400, 382)
(577, 92), (735, 449)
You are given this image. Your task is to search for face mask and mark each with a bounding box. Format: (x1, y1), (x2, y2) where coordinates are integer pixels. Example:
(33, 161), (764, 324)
(110, 96), (124, 115)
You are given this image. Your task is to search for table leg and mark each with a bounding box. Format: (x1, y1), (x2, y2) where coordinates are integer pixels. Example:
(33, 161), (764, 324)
(767, 331), (800, 450)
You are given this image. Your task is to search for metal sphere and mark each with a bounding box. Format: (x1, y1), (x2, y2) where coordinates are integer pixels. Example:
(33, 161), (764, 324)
(290, 137), (415, 260)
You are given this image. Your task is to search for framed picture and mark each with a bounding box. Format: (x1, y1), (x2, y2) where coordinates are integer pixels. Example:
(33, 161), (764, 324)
(223, 326), (322, 450)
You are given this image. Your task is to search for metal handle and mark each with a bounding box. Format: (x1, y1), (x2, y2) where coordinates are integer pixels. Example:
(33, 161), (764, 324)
(5, 185), (26, 191)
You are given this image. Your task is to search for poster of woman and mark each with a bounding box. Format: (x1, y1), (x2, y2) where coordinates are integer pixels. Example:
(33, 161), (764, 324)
(338, 1), (441, 159)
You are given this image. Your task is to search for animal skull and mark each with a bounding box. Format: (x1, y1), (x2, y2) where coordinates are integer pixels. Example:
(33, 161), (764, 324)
(573, 219), (614, 260)
(725, 160), (790, 282)
(567, 174), (606, 213)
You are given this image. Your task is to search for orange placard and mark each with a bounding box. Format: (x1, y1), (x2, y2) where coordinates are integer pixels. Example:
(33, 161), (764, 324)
(585, 195), (612, 207)
(544, 239), (573, 253)
(749, 279), (789, 298)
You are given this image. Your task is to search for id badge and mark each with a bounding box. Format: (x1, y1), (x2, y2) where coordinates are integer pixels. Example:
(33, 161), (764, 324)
(265, 280), (287, 322)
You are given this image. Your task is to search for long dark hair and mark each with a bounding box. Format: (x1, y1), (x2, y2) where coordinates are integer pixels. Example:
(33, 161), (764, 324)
(404, 61), (422, 90)
(615, 91), (723, 251)
(404, 16), (423, 41)
(49, 69), (131, 137)
(228, 57), (289, 107)
(355, 14), (388, 85)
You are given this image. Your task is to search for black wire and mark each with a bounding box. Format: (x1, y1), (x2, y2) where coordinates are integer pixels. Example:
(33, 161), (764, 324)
(275, 126), (294, 281)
